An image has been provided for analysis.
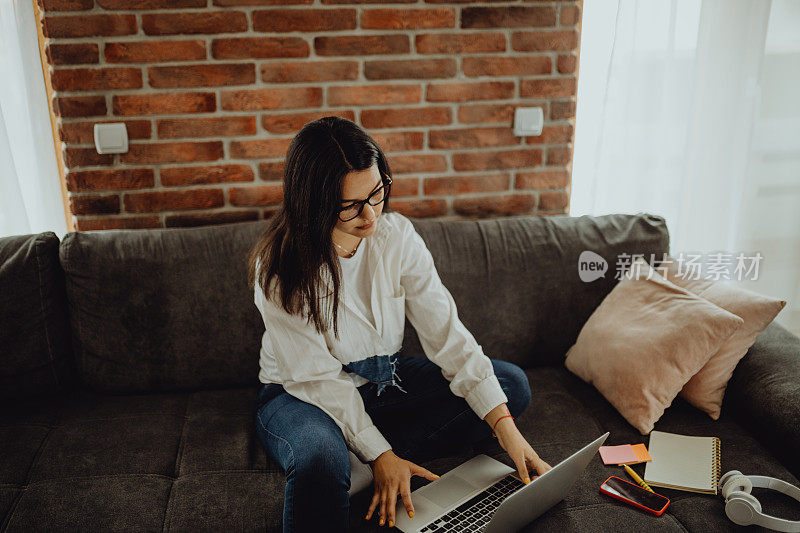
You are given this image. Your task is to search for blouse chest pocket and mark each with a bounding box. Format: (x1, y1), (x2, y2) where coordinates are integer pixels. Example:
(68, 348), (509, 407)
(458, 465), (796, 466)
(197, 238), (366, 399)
(384, 285), (405, 311)
(388, 284), (405, 301)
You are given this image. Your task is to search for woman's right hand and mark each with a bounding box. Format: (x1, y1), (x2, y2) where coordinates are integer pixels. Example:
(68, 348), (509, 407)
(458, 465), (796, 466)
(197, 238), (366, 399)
(365, 450), (440, 528)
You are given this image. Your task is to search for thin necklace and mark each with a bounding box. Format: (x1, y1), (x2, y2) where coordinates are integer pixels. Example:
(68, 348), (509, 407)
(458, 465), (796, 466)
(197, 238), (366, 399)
(333, 236), (362, 257)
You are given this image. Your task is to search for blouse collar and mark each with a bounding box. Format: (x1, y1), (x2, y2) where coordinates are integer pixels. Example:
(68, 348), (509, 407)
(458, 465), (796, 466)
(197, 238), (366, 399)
(321, 213), (393, 334)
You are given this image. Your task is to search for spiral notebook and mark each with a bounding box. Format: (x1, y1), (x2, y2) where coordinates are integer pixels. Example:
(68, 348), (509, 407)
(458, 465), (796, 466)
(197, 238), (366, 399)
(643, 431), (721, 495)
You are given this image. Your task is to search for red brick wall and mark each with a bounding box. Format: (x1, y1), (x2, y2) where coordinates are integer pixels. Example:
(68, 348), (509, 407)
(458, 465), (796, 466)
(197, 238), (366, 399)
(38, 0), (582, 231)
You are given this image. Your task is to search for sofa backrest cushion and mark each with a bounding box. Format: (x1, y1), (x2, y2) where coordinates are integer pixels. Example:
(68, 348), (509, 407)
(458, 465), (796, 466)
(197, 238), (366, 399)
(0, 232), (78, 398)
(59, 221), (267, 393)
(402, 212), (670, 369)
(59, 212), (669, 393)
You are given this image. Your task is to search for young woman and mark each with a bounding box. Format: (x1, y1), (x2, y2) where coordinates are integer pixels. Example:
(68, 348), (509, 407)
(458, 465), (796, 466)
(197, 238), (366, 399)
(248, 116), (551, 532)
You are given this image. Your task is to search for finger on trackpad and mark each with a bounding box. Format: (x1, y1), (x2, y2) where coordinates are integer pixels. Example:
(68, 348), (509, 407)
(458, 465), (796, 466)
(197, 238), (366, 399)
(418, 475), (476, 509)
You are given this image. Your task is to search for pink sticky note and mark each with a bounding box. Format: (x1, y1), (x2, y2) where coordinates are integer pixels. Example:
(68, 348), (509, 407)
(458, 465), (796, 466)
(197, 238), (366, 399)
(599, 445), (637, 465)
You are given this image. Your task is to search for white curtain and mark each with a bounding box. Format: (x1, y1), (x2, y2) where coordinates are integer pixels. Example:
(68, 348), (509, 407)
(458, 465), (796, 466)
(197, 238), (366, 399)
(571, 0), (800, 337)
(0, 0), (66, 239)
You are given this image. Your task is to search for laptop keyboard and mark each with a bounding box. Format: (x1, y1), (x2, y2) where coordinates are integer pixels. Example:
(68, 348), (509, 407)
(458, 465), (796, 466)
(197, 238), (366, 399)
(418, 475), (526, 532)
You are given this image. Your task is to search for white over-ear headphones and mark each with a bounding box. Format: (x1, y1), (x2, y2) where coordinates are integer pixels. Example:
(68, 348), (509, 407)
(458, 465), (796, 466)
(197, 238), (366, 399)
(719, 470), (800, 531)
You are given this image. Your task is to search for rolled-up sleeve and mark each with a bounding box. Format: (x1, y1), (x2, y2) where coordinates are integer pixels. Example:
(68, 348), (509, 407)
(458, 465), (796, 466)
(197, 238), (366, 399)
(254, 284), (393, 464)
(399, 218), (509, 420)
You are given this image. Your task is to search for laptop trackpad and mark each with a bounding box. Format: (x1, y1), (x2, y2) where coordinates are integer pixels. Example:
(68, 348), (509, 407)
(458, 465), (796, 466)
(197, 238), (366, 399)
(418, 475), (476, 509)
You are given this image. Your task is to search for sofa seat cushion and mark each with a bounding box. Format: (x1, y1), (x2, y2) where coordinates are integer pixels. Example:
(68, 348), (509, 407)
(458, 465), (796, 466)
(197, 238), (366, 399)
(357, 367), (800, 532)
(490, 367), (800, 532)
(3, 370), (798, 532)
(0, 386), (283, 531)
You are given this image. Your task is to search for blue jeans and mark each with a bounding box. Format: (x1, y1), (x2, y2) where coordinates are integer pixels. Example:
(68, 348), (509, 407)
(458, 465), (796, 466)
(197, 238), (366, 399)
(253, 356), (532, 533)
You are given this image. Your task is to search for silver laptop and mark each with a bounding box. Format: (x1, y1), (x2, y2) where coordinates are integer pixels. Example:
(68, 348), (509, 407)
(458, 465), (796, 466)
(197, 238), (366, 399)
(393, 432), (609, 533)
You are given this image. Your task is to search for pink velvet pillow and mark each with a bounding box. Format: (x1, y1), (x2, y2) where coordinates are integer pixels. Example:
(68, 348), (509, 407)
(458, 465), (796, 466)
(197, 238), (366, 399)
(656, 255), (787, 419)
(564, 257), (744, 434)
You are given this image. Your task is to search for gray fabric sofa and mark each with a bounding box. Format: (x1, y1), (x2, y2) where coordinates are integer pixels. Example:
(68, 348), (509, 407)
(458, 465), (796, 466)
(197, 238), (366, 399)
(2, 212), (799, 532)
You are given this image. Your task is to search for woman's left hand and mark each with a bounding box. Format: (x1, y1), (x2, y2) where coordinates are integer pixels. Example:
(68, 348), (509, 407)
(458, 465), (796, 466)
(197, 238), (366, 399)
(493, 419), (552, 484)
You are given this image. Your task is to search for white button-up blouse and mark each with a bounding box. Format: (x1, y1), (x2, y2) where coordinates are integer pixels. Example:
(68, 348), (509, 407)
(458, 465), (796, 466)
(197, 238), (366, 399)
(254, 211), (508, 463)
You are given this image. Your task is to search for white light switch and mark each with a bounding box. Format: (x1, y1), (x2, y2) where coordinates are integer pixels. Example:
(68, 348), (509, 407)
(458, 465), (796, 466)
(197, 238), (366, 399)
(93, 123), (128, 154)
(513, 107), (544, 136)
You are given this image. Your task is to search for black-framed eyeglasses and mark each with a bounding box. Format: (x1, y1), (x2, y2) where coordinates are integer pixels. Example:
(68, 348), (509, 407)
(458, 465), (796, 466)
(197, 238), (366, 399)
(338, 173), (392, 222)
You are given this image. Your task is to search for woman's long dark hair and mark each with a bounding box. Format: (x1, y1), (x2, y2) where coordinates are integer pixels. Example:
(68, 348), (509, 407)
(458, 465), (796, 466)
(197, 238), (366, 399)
(247, 116), (395, 340)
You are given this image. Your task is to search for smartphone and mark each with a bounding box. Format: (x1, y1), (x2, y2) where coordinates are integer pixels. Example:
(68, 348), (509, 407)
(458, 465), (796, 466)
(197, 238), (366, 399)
(599, 476), (670, 516)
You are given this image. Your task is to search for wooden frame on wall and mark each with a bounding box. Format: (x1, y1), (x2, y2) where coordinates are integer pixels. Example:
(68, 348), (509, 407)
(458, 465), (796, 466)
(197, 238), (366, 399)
(31, 0), (74, 233)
